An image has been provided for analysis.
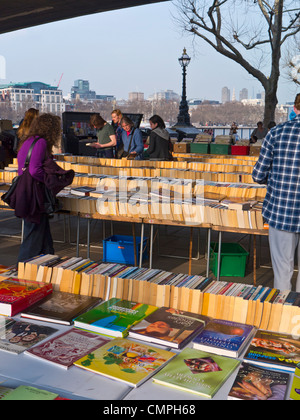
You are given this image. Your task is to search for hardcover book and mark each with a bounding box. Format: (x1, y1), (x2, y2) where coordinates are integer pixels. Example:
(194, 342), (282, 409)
(74, 338), (175, 387)
(128, 307), (210, 349)
(73, 298), (158, 337)
(0, 316), (58, 354)
(25, 328), (110, 369)
(0, 278), (52, 316)
(192, 319), (255, 358)
(228, 362), (289, 400)
(21, 291), (101, 325)
(244, 329), (300, 372)
(152, 347), (240, 399)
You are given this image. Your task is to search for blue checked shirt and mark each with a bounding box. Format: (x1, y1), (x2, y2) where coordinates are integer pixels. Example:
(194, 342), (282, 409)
(252, 114), (300, 232)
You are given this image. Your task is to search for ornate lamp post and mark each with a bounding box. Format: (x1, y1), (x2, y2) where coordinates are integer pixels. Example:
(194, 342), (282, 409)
(175, 48), (191, 127)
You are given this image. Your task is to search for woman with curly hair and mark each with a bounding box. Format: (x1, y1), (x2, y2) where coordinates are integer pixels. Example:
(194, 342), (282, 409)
(17, 113), (62, 262)
(17, 108), (39, 141)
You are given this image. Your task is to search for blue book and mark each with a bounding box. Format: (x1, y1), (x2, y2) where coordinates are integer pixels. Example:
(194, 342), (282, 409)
(193, 319), (255, 358)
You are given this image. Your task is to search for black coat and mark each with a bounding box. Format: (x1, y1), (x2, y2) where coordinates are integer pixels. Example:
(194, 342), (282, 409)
(147, 131), (171, 160)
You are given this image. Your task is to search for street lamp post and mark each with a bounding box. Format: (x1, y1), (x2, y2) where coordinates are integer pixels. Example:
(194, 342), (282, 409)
(175, 48), (191, 127)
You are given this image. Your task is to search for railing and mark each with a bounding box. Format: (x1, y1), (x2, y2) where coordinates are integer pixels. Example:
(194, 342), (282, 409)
(195, 125), (256, 140)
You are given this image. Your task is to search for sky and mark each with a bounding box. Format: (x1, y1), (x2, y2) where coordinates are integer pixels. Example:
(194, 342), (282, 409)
(0, 1), (298, 105)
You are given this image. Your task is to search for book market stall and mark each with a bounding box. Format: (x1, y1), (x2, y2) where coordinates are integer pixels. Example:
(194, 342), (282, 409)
(0, 152), (299, 401)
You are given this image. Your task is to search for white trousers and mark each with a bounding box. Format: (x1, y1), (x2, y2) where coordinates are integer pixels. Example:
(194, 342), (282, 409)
(268, 226), (300, 292)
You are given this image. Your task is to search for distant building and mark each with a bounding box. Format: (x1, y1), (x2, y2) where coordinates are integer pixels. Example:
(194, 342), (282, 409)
(221, 86), (230, 103)
(128, 92), (144, 102)
(0, 81), (65, 114)
(148, 90), (180, 102)
(239, 88), (248, 101)
(71, 79), (115, 102)
(232, 88), (236, 102)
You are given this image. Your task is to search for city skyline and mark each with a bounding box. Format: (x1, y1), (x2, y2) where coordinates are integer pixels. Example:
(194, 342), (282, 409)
(0, 2), (298, 106)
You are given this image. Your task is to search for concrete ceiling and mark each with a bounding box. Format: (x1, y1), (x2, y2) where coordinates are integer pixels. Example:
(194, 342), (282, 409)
(0, 0), (169, 35)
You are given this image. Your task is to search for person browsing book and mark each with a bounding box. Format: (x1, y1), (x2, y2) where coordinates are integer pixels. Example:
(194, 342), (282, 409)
(252, 93), (300, 292)
(89, 114), (117, 158)
(120, 116), (144, 160)
(17, 113), (61, 262)
(147, 115), (172, 160)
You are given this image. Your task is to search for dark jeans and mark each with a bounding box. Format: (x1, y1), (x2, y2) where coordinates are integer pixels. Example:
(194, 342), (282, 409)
(18, 213), (54, 263)
(96, 148), (114, 158)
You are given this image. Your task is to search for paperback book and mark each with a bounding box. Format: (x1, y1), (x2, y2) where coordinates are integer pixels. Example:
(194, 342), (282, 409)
(25, 328), (110, 369)
(74, 337), (175, 387)
(73, 298), (158, 337)
(228, 362), (289, 400)
(0, 316), (58, 354)
(244, 329), (300, 372)
(128, 307), (211, 349)
(1, 385), (59, 400)
(21, 291), (101, 325)
(152, 347), (240, 399)
(192, 319), (255, 358)
(0, 278), (52, 316)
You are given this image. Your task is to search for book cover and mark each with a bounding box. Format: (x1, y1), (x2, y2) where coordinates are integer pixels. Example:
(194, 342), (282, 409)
(228, 362), (289, 400)
(0, 278), (53, 316)
(73, 298), (158, 337)
(74, 338), (175, 387)
(244, 329), (300, 372)
(152, 347), (240, 398)
(25, 328), (110, 369)
(1, 385), (59, 400)
(192, 319), (255, 357)
(128, 307), (211, 349)
(0, 316), (58, 354)
(21, 291), (101, 325)
(289, 363), (300, 400)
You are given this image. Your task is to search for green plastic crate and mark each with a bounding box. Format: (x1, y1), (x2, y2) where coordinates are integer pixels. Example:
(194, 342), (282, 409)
(190, 142), (210, 154)
(210, 144), (231, 155)
(209, 242), (249, 277)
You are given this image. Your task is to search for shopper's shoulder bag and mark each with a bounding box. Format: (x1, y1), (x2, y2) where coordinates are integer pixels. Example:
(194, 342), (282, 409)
(1, 136), (41, 208)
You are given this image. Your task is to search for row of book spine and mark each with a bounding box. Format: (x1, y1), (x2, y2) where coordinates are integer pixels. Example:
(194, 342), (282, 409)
(9, 255), (300, 337)
(52, 153), (258, 168)
(56, 193), (265, 229)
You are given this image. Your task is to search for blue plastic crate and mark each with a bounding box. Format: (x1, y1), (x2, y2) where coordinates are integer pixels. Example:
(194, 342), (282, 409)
(102, 234), (148, 265)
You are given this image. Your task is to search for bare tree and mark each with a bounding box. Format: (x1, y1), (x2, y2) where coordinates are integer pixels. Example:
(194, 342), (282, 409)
(175, 0), (300, 125)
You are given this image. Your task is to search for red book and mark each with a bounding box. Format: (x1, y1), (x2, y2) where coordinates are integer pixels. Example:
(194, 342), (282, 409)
(0, 278), (52, 316)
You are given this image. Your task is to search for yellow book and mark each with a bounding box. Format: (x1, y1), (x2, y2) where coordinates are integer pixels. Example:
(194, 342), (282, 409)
(259, 301), (272, 330)
(232, 297), (248, 324)
(267, 303), (283, 333)
(253, 300), (263, 329)
(201, 293), (210, 317)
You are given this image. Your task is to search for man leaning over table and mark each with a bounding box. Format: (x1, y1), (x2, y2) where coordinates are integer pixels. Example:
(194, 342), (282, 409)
(252, 93), (300, 292)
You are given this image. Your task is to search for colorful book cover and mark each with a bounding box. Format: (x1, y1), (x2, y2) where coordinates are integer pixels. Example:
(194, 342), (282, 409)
(228, 362), (289, 400)
(0, 316), (58, 354)
(73, 298), (158, 337)
(192, 319), (255, 357)
(129, 307), (211, 348)
(21, 291), (101, 325)
(244, 329), (300, 372)
(152, 347), (240, 398)
(0, 278), (52, 316)
(1, 385), (59, 400)
(25, 328), (110, 368)
(74, 338), (175, 387)
(289, 363), (300, 400)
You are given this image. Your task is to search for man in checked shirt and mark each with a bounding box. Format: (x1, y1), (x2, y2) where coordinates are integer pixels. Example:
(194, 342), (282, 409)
(252, 93), (300, 292)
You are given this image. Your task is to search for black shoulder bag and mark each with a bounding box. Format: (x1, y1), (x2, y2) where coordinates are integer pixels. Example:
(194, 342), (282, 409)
(1, 137), (41, 206)
(119, 128), (136, 159)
